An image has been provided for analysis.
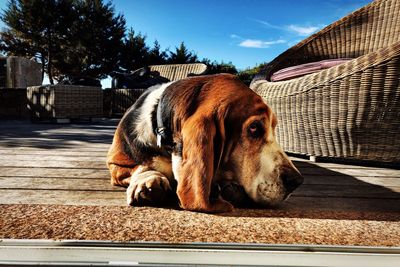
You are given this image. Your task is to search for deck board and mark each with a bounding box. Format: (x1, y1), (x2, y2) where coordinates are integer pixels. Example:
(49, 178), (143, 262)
(0, 119), (399, 209)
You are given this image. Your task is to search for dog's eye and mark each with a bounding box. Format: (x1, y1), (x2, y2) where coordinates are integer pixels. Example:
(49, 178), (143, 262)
(248, 121), (264, 138)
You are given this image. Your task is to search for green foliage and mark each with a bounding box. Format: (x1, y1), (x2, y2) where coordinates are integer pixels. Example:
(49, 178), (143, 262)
(0, 0), (77, 83)
(0, 0), (125, 83)
(200, 59), (265, 86)
(0, 0), (264, 85)
(57, 0), (126, 80)
(118, 30), (168, 71)
(237, 63), (267, 85)
(118, 28), (149, 71)
(147, 40), (168, 65)
(167, 42), (198, 64)
(201, 58), (238, 75)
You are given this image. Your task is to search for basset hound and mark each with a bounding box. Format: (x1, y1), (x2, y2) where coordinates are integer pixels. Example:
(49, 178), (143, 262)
(107, 74), (303, 213)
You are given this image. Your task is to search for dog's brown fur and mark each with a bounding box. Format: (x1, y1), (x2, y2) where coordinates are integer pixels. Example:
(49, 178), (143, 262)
(107, 74), (303, 213)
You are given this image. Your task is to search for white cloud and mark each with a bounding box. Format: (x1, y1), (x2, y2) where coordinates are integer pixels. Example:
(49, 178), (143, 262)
(250, 19), (283, 30)
(250, 18), (322, 37)
(287, 25), (319, 36)
(239, 39), (286, 48)
(230, 34), (241, 39)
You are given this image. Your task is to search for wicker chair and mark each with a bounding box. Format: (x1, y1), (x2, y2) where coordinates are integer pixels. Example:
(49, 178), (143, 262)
(251, 0), (400, 163)
(107, 63), (208, 117)
(149, 63), (208, 81)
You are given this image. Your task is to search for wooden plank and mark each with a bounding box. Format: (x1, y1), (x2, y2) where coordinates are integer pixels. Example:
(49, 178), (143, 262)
(294, 184), (400, 198)
(0, 167), (110, 178)
(294, 161), (400, 170)
(0, 123), (117, 132)
(0, 189), (399, 212)
(0, 149), (107, 156)
(0, 177), (123, 191)
(0, 160), (107, 168)
(0, 141), (111, 148)
(0, 149), (109, 155)
(297, 167), (400, 177)
(1, 177), (398, 199)
(0, 155), (106, 162)
(303, 176), (400, 187)
(284, 196), (400, 212)
(0, 189), (125, 206)
(3, 172), (397, 187)
(1, 172), (398, 191)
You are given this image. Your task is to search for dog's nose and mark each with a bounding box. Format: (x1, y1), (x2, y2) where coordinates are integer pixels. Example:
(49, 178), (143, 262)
(281, 168), (304, 193)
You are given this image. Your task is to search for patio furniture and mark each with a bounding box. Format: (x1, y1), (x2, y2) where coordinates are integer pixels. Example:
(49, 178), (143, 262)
(148, 63), (208, 81)
(251, 0), (400, 163)
(107, 63), (208, 117)
(27, 84), (103, 122)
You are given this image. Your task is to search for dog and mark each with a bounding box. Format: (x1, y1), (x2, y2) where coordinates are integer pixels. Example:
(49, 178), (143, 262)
(107, 74), (303, 213)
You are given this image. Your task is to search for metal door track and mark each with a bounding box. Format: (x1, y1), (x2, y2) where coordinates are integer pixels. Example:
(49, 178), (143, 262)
(1, 239), (399, 266)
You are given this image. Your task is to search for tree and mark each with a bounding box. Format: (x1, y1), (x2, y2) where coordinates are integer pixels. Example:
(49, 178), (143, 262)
(0, 0), (76, 84)
(147, 40), (168, 65)
(202, 58), (238, 75)
(54, 0), (126, 81)
(0, 0), (126, 83)
(168, 42), (198, 64)
(118, 28), (149, 71)
(237, 63), (267, 85)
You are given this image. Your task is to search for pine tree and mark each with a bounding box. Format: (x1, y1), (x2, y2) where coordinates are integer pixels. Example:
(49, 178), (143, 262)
(168, 42), (198, 64)
(202, 59), (238, 75)
(0, 0), (75, 84)
(147, 40), (168, 65)
(118, 28), (149, 71)
(55, 0), (126, 80)
(0, 0), (126, 83)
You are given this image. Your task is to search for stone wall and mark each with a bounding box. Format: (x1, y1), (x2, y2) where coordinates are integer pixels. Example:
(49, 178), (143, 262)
(4, 56), (42, 88)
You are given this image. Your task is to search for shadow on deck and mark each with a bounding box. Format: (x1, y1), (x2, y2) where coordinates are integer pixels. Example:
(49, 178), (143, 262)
(0, 119), (399, 245)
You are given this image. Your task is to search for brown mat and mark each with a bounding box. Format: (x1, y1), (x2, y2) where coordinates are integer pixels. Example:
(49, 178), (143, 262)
(1, 204), (399, 246)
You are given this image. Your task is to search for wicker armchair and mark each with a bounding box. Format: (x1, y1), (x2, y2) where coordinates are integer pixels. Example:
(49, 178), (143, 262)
(149, 63), (208, 81)
(251, 0), (400, 163)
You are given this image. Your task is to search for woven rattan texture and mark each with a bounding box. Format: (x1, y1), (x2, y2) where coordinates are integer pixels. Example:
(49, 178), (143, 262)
(251, 0), (400, 163)
(27, 85), (103, 119)
(150, 63), (208, 81)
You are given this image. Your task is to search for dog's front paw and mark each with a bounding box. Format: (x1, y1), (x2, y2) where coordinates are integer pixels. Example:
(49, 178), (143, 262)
(127, 171), (171, 206)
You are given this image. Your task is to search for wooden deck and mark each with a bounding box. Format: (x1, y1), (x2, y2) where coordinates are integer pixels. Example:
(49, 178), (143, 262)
(0, 119), (399, 210)
(0, 119), (399, 246)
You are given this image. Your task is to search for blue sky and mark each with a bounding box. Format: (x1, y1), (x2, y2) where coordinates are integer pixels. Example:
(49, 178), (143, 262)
(111, 0), (372, 70)
(0, 0), (372, 87)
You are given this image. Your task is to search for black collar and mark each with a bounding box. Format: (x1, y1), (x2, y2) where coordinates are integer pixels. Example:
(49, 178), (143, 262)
(155, 94), (174, 151)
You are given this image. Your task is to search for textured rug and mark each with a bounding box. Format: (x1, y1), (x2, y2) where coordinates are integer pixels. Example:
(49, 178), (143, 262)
(1, 204), (399, 246)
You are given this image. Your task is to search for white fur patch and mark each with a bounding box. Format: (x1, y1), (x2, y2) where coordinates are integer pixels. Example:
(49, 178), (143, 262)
(171, 153), (182, 182)
(134, 82), (173, 146)
(250, 131), (285, 203)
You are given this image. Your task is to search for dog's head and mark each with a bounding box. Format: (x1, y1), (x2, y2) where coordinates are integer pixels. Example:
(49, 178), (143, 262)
(174, 74), (303, 212)
(223, 93), (303, 206)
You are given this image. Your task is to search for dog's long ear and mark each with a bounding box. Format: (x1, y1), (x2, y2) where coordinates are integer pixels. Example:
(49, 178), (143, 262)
(177, 110), (233, 213)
